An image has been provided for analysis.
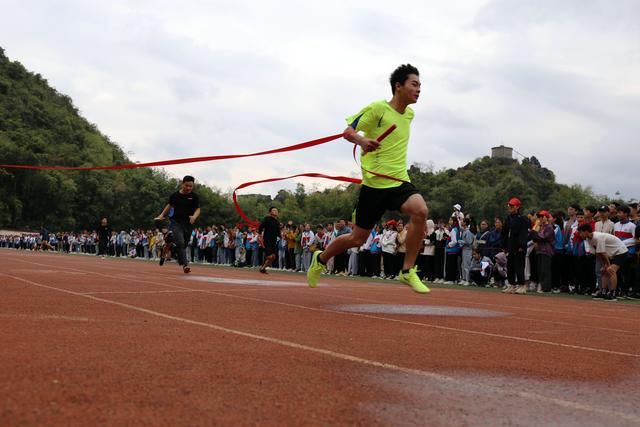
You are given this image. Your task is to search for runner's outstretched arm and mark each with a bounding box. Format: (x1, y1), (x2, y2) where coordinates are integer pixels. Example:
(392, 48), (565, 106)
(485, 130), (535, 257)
(155, 204), (171, 220)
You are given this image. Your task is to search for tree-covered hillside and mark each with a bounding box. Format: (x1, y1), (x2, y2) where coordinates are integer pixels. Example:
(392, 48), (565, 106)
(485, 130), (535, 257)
(408, 156), (604, 221)
(0, 47), (610, 231)
(0, 47), (237, 230)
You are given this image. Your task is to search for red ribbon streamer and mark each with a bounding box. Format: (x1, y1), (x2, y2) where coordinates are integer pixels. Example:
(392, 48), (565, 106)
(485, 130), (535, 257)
(233, 173), (362, 228)
(233, 124), (398, 227)
(0, 132), (346, 170)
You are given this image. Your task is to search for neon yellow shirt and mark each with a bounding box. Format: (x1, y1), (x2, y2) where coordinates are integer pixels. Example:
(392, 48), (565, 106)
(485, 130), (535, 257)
(346, 100), (413, 189)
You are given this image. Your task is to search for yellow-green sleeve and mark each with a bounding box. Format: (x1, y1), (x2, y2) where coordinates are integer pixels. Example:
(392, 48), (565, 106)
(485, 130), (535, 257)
(345, 102), (382, 136)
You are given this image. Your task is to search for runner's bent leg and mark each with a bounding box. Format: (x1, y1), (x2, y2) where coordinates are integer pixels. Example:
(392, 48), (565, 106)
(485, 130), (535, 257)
(399, 193), (428, 270)
(170, 222), (188, 266)
(318, 226), (371, 264)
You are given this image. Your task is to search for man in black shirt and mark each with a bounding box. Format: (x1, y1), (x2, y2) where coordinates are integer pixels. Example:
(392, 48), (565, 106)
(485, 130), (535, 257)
(501, 197), (530, 294)
(96, 217), (112, 258)
(155, 175), (201, 273)
(258, 206), (280, 274)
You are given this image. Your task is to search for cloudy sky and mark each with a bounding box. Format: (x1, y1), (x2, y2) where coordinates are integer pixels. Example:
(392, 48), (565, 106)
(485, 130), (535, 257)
(1, 0), (639, 199)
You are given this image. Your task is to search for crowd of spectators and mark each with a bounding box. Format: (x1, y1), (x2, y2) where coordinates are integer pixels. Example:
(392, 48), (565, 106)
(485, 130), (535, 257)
(1, 201), (638, 300)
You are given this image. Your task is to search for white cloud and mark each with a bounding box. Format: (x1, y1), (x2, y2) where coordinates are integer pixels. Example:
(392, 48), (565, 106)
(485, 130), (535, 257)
(1, 0), (638, 200)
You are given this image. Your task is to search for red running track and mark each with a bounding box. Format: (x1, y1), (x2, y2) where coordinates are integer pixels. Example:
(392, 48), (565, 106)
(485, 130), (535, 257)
(1, 249), (639, 426)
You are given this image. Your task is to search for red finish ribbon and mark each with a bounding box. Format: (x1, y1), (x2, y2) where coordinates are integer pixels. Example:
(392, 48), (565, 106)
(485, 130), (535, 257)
(0, 132), (346, 170)
(234, 124), (398, 227)
(233, 173), (362, 228)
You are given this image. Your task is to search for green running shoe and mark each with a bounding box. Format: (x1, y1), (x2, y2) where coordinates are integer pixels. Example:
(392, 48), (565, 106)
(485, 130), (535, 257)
(307, 251), (324, 288)
(399, 267), (430, 294)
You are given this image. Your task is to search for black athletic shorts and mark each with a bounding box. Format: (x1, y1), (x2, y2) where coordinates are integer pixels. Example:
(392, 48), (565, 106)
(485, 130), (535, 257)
(353, 182), (420, 230)
(263, 240), (277, 257)
(612, 253), (628, 267)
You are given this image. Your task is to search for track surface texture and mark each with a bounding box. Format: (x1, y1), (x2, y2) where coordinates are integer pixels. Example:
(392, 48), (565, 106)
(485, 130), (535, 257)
(1, 249), (639, 426)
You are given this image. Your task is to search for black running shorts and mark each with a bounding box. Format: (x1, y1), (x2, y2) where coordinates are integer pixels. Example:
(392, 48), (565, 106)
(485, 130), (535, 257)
(353, 182), (420, 230)
(612, 253), (628, 267)
(263, 239), (277, 257)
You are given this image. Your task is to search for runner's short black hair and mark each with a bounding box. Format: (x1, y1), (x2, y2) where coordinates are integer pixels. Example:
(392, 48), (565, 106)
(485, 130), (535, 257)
(618, 205), (631, 215)
(390, 64), (419, 94)
(269, 206), (277, 212)
(182, 175), (195, 183)
(584, 206), (596, 214)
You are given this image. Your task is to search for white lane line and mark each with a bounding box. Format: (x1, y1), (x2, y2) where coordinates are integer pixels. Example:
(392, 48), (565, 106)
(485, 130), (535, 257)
(81, 290), (201, 295)
(5, 258), (640, 359)
(0, 313), (92, 322)
(2, 272), (639, 425)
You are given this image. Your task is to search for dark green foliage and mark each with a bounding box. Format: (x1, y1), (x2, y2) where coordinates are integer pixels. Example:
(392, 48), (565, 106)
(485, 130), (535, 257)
(409, 156), (605, 222)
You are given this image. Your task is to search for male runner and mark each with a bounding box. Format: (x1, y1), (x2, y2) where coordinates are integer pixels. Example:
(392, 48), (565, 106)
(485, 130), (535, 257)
(258, 206), (281, 274)
(307, 64), (429, 293)
(578, 223), (628, 301)
(96, 217), (111, 258)
(154, 176), (200, 273)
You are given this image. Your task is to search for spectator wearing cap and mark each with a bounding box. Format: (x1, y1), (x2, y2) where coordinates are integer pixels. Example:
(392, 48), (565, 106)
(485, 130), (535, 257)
(578, 223), (628, 301)
(452, 204), (464, 227)
(381, 220), (398, 279)
(501, 197), (530, 294)
(595, 206), (615, 235)
(529, 211), (555, 292)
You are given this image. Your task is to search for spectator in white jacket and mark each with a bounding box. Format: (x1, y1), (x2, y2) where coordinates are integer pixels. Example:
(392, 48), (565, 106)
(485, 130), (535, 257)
(381, 220), (398, 279)
(301, 223), (315, 272)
